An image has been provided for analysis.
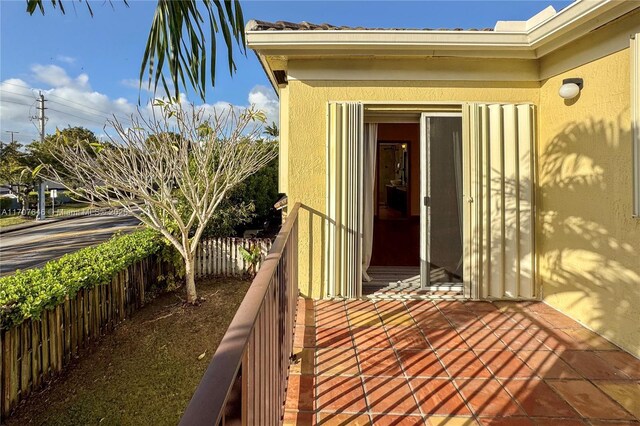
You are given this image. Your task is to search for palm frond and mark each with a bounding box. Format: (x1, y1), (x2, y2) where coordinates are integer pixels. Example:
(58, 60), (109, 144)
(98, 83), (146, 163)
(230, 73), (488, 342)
(25, 0), (245, 101)
(26, 0), (107, 17)
(140, 0), (246, 101)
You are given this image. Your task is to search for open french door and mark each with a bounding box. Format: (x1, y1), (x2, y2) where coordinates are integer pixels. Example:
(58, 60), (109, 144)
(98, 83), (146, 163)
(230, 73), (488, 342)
(420, 105), (536, 299)
(419, 112), (465, 291)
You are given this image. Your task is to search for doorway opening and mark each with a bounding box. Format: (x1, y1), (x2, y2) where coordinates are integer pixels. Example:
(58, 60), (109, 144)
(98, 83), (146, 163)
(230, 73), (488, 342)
(364, 118), (464, 298)
(370, 123), (420, 270)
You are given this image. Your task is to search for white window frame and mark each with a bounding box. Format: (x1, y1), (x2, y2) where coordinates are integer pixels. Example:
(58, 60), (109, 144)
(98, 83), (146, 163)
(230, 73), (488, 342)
(633, 33), (640, 218)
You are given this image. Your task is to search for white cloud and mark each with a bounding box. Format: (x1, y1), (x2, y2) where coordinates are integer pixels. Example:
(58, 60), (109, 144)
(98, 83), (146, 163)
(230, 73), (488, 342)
(121, 78), (143, 90)
(0, 65), (279, 145)
(248, 85), (279, 125)
(1, 68), (134, 143)
(120, 78), (156, 93)
(31, 64), (90, 90)
(56, 55), (76, 65)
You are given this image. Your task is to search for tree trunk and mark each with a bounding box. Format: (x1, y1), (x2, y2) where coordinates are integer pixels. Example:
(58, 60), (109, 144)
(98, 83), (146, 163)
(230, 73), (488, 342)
(184, 253), (198, 304)
(19, 194), (29, 215)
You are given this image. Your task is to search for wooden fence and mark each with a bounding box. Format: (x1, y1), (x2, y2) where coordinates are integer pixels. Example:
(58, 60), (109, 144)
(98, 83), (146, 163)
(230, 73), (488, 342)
(0, 254), (175, 418)
(0, 237), (273, 420)
(195, 237), (273, 278)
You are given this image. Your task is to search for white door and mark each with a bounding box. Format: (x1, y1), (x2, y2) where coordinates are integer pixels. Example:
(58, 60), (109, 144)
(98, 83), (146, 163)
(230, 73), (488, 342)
(420, 113), (464, 290)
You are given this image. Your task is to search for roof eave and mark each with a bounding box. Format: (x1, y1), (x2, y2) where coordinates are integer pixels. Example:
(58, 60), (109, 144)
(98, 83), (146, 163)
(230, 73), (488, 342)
(252, 49), (280, 96)
(247, 0), (639, 85)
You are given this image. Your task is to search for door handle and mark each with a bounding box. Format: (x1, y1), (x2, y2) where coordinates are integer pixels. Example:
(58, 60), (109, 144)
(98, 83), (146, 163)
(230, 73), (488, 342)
(424, 196), (430, 206)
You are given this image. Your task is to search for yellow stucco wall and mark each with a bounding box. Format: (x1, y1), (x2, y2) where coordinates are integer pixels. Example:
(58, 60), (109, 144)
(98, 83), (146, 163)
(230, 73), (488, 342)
(283, 79), (540, 299)
(538, 48), (640, 357)
(278, 18), (640, 357)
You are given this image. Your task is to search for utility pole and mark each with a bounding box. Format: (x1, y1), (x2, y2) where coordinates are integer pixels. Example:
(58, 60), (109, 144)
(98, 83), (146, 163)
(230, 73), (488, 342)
(4, 130), (19, 144)
(34, 92), (47, 221)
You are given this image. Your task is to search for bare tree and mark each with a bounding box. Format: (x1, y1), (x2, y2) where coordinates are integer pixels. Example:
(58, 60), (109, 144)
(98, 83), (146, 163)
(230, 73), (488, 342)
(39, 102), (277, 303)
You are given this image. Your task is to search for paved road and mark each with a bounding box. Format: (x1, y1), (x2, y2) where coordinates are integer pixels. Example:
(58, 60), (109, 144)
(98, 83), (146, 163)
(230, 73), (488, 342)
(0, 214), (141, 276)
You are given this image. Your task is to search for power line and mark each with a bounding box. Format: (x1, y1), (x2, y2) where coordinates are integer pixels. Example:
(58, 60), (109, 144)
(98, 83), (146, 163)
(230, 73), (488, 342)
(0, 98), (33, 107)
(0, 88), (38, 100)
(1, 81), (33, 91)
(47, 99), (131, 124)
(47, 94), (132, 120)
(48, 99), (116, 121)
(47, 107), (111, 127)
(1, 96), (122, 128)
(2, 82), (132, 123)
(0, 89), (132, 124)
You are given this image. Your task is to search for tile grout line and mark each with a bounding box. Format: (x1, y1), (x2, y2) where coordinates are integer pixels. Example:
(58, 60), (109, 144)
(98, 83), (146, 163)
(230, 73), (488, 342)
(406, 299), (479, 424)
(441, 301), (550, 423)
(312, 299), (319, 421)
(397, 299), (434, 423)
(375, 299), (426, 422)
(510, 306), (638, 421)
(432, 300), (488, 424)
(476, 304), (637, 423)
(310, 299), (639, 424)
(344, 299), (374, 424)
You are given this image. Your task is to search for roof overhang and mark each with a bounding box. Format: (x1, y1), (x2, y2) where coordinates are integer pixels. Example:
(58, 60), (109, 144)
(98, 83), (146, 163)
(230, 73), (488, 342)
(247, 0), (640, 92)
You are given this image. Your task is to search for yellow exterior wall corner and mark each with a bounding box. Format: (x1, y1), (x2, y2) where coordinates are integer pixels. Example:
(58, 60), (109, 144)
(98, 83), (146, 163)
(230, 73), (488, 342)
(538, 48), (640, 357)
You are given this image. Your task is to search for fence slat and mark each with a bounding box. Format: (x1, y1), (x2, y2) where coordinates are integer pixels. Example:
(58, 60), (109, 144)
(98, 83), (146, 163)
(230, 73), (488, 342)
(47, 308), (57, 374)
(2, 327), (18, 415)
(63, 298), (71, 365)
(192, 237), (273, 278)
(41, 313), (50, 383)
(20, 322), (30, 399)
(55, 305), (63, 373)
(30, 320), (41, 390)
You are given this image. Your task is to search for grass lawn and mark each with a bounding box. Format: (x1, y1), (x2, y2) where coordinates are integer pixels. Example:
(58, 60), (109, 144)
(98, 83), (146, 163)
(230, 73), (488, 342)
(0, 214), (32, 228)
(6, 277), (250, 426)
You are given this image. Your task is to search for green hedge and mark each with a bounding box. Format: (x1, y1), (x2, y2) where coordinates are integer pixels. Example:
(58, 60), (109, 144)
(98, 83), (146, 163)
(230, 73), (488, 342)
(0, 229), (169, 330)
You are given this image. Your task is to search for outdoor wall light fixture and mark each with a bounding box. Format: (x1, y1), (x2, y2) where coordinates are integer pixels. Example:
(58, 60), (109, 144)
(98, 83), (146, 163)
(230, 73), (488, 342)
(559, 78), (584, 100)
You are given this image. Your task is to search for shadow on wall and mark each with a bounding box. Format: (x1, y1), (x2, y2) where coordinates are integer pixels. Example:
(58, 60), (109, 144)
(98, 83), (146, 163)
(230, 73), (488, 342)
(495, 149), (534, 298)
(300, 205), (327, 298)
(538, 114), (640, 355)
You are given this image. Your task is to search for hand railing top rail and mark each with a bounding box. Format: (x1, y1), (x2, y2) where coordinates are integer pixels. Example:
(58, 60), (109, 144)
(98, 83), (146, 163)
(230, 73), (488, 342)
(179, 203), (301, 426)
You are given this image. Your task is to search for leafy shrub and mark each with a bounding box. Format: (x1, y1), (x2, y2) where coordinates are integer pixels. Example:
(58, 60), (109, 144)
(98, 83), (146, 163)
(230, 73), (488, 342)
(0, 197), (15, 211)
(0, 229), (175, 329)
(238, 244), (262, 277)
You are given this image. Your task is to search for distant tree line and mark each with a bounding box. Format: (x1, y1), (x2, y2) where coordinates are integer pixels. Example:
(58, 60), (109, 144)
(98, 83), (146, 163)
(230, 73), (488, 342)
(0, 125), (279, 237)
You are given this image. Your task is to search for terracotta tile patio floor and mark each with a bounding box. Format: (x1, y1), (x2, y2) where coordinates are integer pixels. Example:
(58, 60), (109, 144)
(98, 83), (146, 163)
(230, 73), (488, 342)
(285, 298), (640, 426)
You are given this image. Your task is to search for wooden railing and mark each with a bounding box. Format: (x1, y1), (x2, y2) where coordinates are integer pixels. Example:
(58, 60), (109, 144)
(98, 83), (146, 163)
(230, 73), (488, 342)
(180, 203), (300, 426)
(195, 237), (273, 278)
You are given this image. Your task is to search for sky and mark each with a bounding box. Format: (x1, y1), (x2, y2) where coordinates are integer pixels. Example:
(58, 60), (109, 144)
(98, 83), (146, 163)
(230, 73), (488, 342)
(0, 0), (572, 144)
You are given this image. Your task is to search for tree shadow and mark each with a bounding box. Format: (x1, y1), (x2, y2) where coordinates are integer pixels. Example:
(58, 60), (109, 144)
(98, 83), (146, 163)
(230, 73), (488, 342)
(537, 113), (640, 355)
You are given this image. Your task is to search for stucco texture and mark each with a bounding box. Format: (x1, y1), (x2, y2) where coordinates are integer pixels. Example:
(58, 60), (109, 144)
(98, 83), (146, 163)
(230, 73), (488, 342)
(283, 80), (539, 299)
(538, 48), (640, 357)
(280, 44), (640, 357)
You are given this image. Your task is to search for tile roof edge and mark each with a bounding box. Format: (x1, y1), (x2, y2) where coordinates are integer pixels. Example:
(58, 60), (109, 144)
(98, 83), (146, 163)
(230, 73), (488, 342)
(246, 19), (494, 32)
